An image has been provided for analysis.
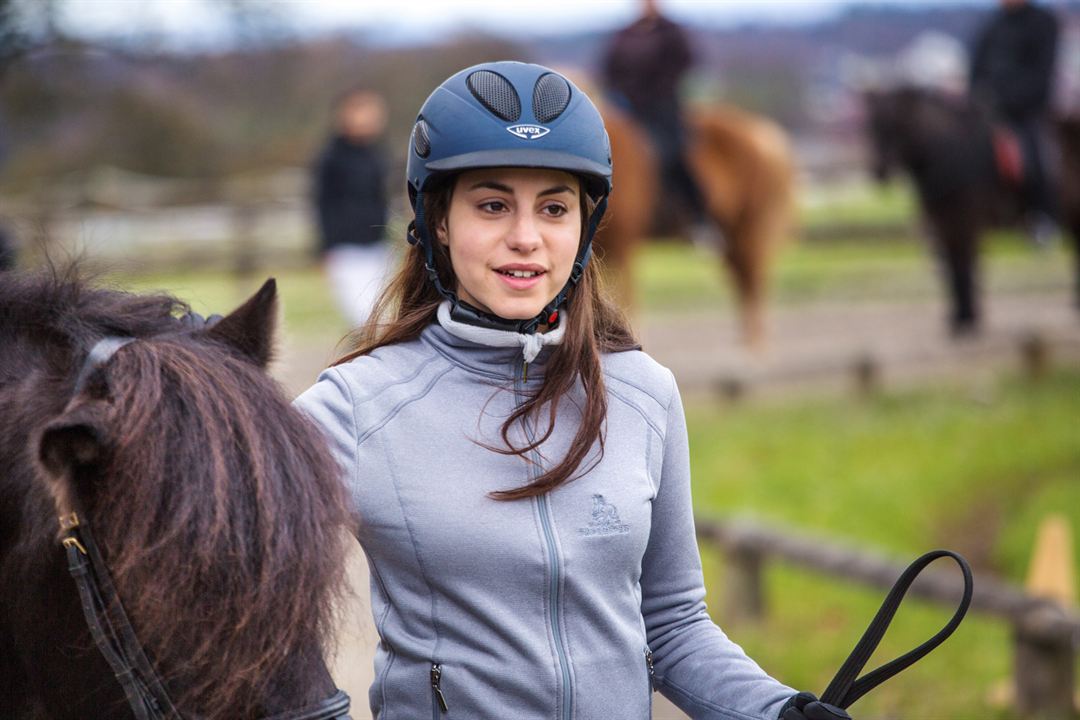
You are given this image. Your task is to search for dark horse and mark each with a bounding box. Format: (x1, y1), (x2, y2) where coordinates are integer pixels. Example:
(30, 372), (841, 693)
(864, 86), (1080, 334)
(0, 271), (354, 719)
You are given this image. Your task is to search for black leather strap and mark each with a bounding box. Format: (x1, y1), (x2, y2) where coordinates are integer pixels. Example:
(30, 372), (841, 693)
(819, 549), (973, 709)
(62, 511), (353, 720)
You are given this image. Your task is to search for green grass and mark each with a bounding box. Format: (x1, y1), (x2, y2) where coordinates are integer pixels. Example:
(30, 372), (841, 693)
(119, 266), (351, 341)
(633, 231), (1071, 313)
(799, 180), (918, 229)
(687, 371), (1080, 719)
(115, 230), (1072, 336)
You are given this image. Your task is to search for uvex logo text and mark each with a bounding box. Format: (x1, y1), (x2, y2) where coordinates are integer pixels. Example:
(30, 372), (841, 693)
(507, 124), (550, 140)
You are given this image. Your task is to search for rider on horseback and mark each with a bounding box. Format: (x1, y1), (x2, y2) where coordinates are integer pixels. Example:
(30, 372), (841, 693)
(601, 0), (720, 248)
(970, 0), (1060, 242)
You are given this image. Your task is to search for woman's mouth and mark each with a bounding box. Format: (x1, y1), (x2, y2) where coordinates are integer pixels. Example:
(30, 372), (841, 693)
(495, 266), (546, 289)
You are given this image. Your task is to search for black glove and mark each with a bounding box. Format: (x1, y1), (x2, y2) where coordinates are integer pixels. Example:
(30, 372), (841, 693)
(779, 692), (852, 720)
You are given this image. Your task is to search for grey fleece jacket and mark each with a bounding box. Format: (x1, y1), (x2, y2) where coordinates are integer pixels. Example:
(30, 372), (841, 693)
(294, 313), (794, 720)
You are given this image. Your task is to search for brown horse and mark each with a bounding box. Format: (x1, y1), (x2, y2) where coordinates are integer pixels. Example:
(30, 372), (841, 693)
(0, 272), (354, 719)
(596, 102), (796, 349)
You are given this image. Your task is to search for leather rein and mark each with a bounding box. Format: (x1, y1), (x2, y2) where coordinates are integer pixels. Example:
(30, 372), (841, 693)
(57, 336), (351, 720)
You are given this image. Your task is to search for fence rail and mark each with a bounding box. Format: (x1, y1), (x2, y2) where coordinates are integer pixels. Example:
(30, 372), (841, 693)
(696, 518), (1080, 719)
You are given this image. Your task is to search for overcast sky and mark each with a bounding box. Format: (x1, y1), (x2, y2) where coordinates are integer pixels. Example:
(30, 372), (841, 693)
(57, 0), (996, 48)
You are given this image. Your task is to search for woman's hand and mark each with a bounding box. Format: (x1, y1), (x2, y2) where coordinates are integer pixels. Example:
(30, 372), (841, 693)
(779, 692), (852, 720)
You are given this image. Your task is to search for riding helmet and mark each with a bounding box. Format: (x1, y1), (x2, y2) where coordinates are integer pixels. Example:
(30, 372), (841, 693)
(406, 61), (613, 333)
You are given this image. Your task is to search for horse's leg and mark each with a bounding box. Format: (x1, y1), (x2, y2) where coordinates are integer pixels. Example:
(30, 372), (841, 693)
(1069, 218), (1080, 312)
(721, 219), (768, 351)
(930, 207), (981, 335)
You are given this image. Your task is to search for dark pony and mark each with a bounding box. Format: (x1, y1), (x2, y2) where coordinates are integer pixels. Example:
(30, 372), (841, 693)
(0, 270), (354, 719)
(864, 86), (1080, 334)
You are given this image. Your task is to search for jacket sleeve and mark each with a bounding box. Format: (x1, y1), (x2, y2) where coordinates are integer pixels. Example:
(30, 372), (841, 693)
(293, 368), (360, 529)
(641, 372), (794, 720)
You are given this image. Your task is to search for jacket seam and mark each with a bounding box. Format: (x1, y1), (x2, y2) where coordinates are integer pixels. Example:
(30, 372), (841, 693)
(381, 436), (445, 668)
(605, 371), (669, 410)
(608, 385), (665, 443)
(348, 353), (442, 407)
(660, 677), (767, 720)
(354, 365), (456, 447)
(366, 550), (396, 719)
(324, 367), (362, 500)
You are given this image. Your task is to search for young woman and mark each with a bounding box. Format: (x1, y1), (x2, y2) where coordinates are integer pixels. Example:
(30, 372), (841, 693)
(296, 61), (845, 720)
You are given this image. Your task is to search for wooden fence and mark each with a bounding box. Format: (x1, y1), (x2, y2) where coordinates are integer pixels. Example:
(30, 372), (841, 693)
(696, 518), (1080, 720)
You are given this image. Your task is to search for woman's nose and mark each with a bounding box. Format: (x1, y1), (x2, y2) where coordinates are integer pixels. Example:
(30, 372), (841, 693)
(504, 212), (542, 252)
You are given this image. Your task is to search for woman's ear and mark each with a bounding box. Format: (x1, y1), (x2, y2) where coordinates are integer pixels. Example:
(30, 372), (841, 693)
(435, 219), (449, 247)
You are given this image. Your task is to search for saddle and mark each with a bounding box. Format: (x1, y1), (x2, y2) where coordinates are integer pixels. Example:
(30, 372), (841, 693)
(993, 126), (1024, 187)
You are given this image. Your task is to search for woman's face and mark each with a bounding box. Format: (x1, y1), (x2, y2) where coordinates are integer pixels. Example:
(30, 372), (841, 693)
(438, 167), (582, 321)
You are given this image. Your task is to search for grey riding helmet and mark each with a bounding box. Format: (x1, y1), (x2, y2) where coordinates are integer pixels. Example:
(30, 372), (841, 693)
(406, 60), (613, 333)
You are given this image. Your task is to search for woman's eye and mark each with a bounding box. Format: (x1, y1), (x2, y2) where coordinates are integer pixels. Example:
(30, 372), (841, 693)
(542, 204), (568, 217)
(480, 200), (507, 213)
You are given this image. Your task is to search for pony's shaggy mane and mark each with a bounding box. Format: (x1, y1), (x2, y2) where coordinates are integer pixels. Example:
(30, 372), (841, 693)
(1, 270), (352, 717)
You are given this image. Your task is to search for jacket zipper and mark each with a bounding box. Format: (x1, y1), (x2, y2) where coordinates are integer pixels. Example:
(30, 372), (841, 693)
(645, 646), (656, 691)
(516, 361), (572, 720)
(430, 663), (448, 716)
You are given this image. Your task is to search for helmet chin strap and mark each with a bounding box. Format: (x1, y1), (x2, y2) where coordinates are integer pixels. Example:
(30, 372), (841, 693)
(408, 192), (608, 335)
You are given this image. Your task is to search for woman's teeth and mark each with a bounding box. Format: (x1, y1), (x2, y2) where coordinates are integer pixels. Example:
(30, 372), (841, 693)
(499, 270), (542, 278)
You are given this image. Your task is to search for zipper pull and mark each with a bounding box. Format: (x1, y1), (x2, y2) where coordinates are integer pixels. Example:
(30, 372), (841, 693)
(645, 648), (656, 691)
(522, 361), (529, 383)
(431, 663), (449, 713)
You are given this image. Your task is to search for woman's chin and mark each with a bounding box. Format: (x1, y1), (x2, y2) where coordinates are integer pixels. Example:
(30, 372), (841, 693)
(484, 299), (547, 321)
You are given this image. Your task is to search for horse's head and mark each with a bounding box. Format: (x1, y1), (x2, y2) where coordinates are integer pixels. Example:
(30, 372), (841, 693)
(1, 272), (352, 718)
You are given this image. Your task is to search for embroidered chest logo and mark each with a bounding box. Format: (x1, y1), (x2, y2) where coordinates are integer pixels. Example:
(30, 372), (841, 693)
(579, 494), (630, 537)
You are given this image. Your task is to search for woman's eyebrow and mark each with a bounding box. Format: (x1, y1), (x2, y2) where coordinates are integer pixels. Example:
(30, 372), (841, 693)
(539, 185), (577, 198)
(466, 181), (577, 197)
(468, 181), (513, 193)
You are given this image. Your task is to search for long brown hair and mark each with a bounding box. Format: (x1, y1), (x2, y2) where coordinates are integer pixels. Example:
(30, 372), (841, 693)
(334, 173), (639, 500)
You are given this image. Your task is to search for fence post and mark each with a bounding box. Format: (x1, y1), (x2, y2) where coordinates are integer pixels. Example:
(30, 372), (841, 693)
(724, 545), (766, 624)
(853, 353), (881, 396)
(1020, 332), (1050, 380)
(1014, 605), (1078, 720)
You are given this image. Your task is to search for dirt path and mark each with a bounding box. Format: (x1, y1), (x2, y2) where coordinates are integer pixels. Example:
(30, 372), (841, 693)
(276, 289), (1079, 720)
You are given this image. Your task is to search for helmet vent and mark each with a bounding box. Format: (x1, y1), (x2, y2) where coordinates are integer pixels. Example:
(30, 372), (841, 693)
(533, 73), (571, 124)
(466, 70), (521, 122)
(412, 117), (431, 158)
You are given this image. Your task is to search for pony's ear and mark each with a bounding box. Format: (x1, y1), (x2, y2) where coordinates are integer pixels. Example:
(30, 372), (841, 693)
(38, 407), (107, 479)
(206, 278), (278, 368)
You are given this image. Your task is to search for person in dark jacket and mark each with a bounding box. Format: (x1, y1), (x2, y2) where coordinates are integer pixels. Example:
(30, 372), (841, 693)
(313, 88), (391, 326)
(602, 0), (717, 245)
(970, 0), (1060, 237)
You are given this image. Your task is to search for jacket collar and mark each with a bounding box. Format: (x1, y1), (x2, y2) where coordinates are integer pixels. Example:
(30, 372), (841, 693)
(420, 301), (564, 380)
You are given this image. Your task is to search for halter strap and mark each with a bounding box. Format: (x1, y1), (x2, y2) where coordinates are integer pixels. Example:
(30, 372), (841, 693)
(820, 549), (973, 709)
(73, 336), (135, 395)
(61, 510), (178, 719)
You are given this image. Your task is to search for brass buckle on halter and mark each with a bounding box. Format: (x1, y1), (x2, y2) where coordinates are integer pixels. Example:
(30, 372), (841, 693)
(62, 535), (88, 555)
(59, 513), (87, 554)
